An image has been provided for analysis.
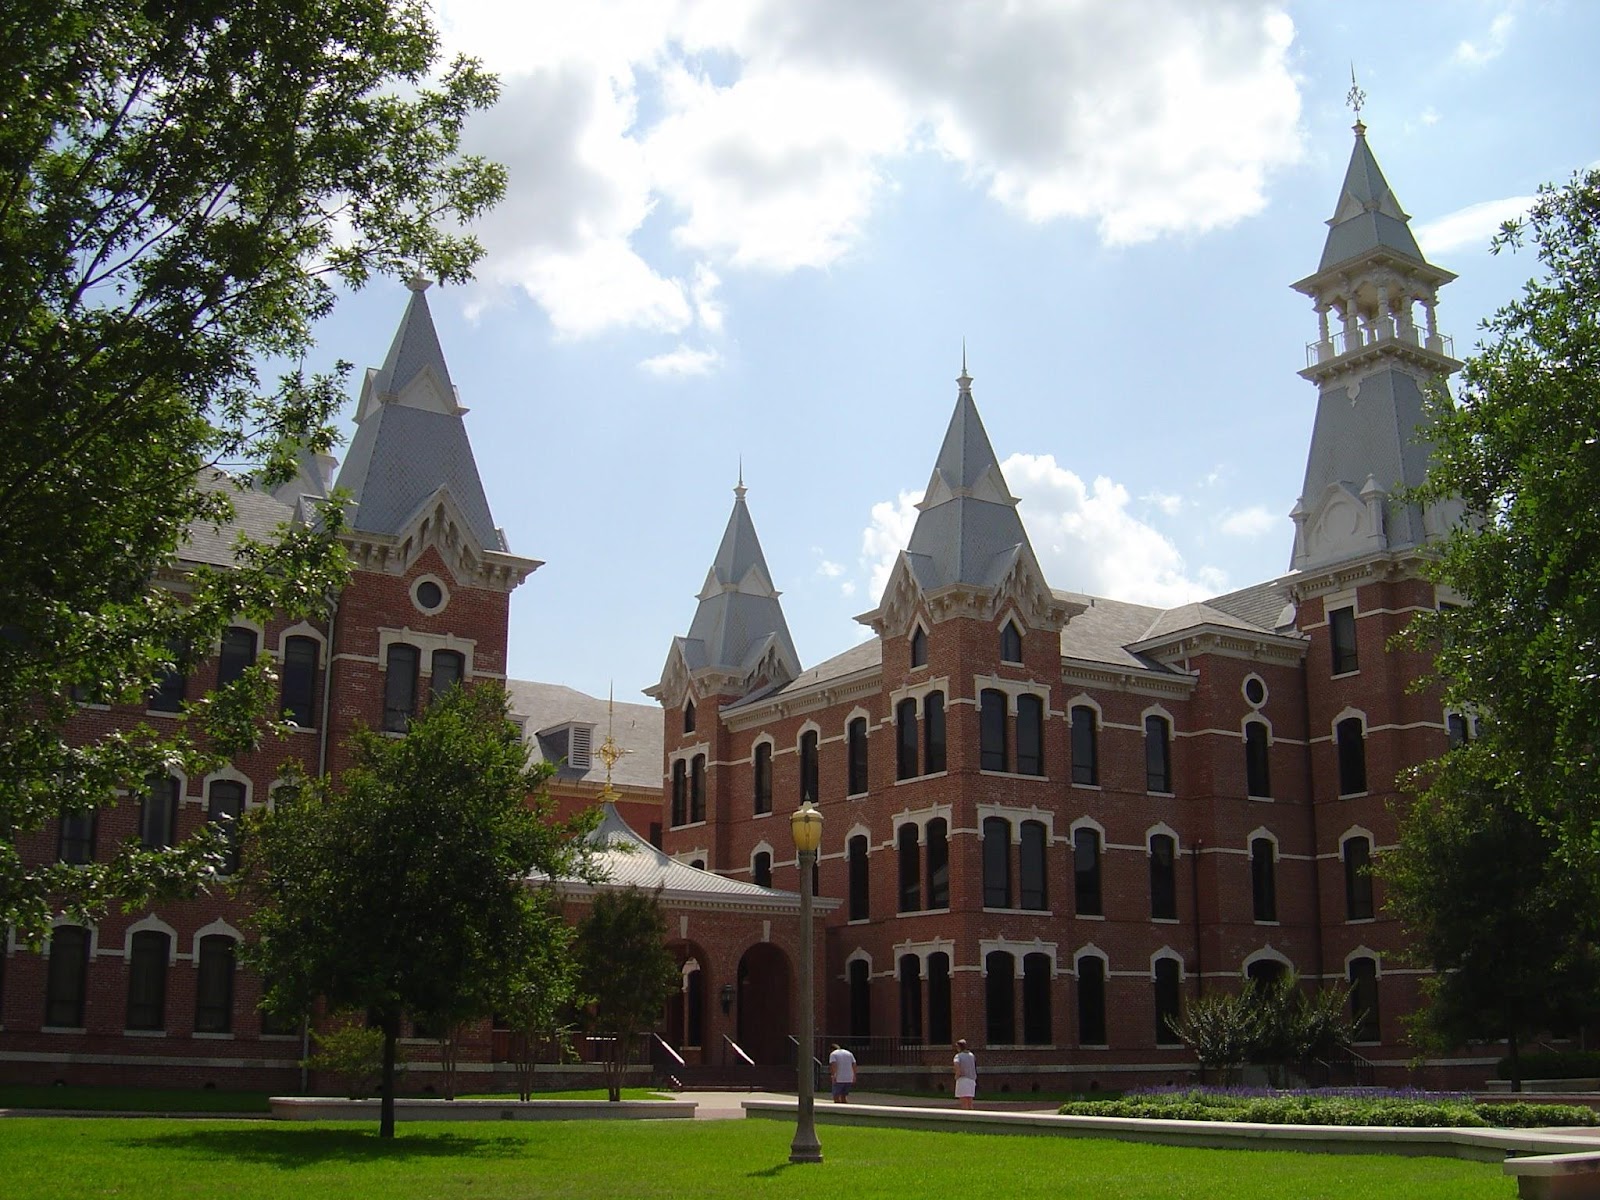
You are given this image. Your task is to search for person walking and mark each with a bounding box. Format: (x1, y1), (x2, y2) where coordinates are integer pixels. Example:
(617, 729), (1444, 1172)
(952, 1038), (977, 1109)
(828, 1042), (857, 1103)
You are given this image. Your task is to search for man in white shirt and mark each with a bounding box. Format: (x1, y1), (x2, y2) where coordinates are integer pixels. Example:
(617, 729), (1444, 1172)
(952, 1038), (977, 1109)
(828, 1042), (857, 1103)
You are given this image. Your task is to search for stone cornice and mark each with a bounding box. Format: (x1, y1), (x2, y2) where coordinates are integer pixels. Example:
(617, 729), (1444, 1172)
(1285, 548), (1434, 603)
(1059, 659), (1198, 698)
(1128, 624), (1308, 668)
(721, 665), (884, 731)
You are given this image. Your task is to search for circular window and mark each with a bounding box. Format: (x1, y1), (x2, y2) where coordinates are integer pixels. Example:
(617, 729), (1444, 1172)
(1244, 677), (1267, 707)
(412, 578), (446, 613)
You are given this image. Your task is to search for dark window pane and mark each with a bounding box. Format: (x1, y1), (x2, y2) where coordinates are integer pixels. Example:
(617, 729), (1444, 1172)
(1330, 606), (1358, 674)
(195, 935), (235, 1033)
(1145, 715), (1172, 792)
(910, 627), (927, 668)
(1074, 828), (1102, 916)
(1019, 820), (1047, 911)
(1344, 836), (1374, 921)
(982, 817), (1011, 908)
(140, 775), (180, 850)
(926, 953), (952, 1045)
(1251, 837), (1277, 922)
(208, 780), (245, 875)
(1149, 834), (1177, 921)
(383, 643), (419, 732)
(58, 808), (96, 864)
(753, 851), (772, 888)
(1245, 721), (1272, 797)
(925, 819), (949, 910)
(217, 626), (257, 689)
(429, 649), (464, 702)
(1077, 956), (1106, 1045)
(1447, 712), (1470, 748)
(45, 926), (89, 1027)
(690, 754), (706, 823)
(149, 638), (188, 712)
(847, 718), (869, 795)
(896, 699), (918, 780)
(980, 689), (1007, 772)
(848, 835), (870, 921)
(1022, 953), (1052, 1045)
(1000, 621), (1023, 663)
(1154, 959), (1182, 1045)
(1071, 706), (1098, 785)
(280, 636), (319, 727)
(898, 955), (922, 1043)
(126, 931), (169, 1031)
(985, 952), (1015, 1046)
(683, 701), (695, 734)
(671, 759), (687, 826)
(799, 731), (818, 804)
(924, 692), (946, 774)
(753, 743), (772, 815)
(1349, 957), (1380, 1042)
(1337, 718), (1368, 795)
(1016, 695), (1044, 776)
(897, 824), (921, 913)
(849, 959), (872, 1039)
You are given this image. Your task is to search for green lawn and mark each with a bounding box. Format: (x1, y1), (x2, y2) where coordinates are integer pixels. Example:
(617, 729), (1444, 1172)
(0, 1084), (271, 1113)
(0, 1117), (1517, 1199)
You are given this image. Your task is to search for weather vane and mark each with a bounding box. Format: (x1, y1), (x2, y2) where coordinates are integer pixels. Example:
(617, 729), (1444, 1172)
(597, 683), (627, 802)
(1346, 65), (1366, 124)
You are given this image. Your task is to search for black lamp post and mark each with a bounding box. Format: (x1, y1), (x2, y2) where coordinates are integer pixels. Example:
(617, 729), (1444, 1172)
(789, 798), (823, 1164)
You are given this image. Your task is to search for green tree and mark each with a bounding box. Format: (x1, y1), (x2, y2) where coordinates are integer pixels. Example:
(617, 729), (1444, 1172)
(1166, 990), (1258, 1085)
(575, 887), (679, 1102)
(1384, 764), (1600, 1090)
(0, 0), (505, 942)
(1407, 168), (1600, 868)
(241, 685), (596, 1138)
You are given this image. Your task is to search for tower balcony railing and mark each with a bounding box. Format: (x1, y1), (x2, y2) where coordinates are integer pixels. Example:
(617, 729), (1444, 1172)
(1306, 323), (1453, 367)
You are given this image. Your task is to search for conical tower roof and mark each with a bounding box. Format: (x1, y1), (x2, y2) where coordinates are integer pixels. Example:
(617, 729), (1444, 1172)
(1318, 122), (1425, 272)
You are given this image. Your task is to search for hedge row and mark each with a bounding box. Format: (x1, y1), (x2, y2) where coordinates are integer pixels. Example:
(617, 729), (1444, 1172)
(1056, 1091), (1596, 1128)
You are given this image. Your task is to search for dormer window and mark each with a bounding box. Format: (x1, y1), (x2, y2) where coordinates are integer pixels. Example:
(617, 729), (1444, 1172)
(538, 722), (596, 773)
(1000, 620), (1022, 664)
(683, 700), (696, 734)
(910, 626), (928, 669)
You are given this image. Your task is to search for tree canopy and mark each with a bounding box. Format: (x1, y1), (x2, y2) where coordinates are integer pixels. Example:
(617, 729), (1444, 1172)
(243, 684), (597, 1137)
(0, 0), (505, 941)
(575, 887), (679, 1103)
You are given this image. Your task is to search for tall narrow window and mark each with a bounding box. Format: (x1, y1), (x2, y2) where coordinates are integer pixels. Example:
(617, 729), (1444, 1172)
(126, 930), (170, 1031)
(985, 951), (1016, 1046)
(671, 759), (687, 826)
(217, 626), (257, 689)
(752, 851), (772, 888)
(798, 731), (818, 804)
(925, 818), (949, 910)
(896, 699), (918, 780)
(140, 775), (180, 850)
(1149, 834), (1177, 921)
(1000, 620), (1023, 663)
(683, 701), (696, 734)
(1016, 695), (1044, 776)
(923, 691), (946, 774)
(208, 780), (245, 875)
(982, 817), (1012, 908)
(690, 754), (706, 823)
(926, 952), (952, 1045)
(898, 955), (923, 1043)
(429, 649), (464, 702)
(1330, 606), (1358, 674)
(383, 643), (419, 732)
(1447, 712), (1472, 748)
(1022, 953), (1052, 1045)
(1349, 957), (1380, 1042)
(897, 824), (921, 913)
(909, 627), (927, 669)
(1251, 837), (1277, 923)
(1077, 956), (1107, 1045)
(753, 743), (772, 815)
(149, 638), (188, 713)
(848, 835), (870, 921)
(1074, 827), (1102, 917)
(58, 809), (97, 864)
(1344, 835), (1374, 921)
(1153, 958), (1182, 1045)
(45, 925), (90, 1027)
(1144, 715), (1172, 792)
(1020, 820), (1047, 911)
(1337, 718), (1368, 795)
(849, 959), (872, 1038)
(979, 689), (1008, 772)
(847, 718), (869, 795)
(280, 636), (319, 727)
(1071, 705), (1099, 785)
(1245, 721), (1272, 798)
(195, 935), (235, 1033)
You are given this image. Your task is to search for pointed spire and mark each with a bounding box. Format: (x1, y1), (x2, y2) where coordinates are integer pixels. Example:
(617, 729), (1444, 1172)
(735, 459), (746, 502)
(1317, 113), (1425, 271)
(958, 343), (972, 398)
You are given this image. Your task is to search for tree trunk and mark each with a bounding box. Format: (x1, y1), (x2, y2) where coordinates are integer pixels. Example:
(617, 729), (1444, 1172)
(1508, 1033), (1523, 1094)
(380, 1012), (398, 1138)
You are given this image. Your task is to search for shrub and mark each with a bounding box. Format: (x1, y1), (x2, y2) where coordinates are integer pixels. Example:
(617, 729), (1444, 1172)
(303, 1023), (402, 1100)
(1497, 1051), (1600, 1081)
(1056, 1088), (1597, 1129)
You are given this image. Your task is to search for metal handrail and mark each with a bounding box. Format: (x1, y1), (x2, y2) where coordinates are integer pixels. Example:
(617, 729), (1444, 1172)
(1305, 324), (1454, 367)
(723, 1034), (755, 1067)
(651, 1032), (686, 1068)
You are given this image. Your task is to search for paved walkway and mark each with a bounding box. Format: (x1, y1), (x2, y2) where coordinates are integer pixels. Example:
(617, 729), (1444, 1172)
(666, 1090), (1062, 1120)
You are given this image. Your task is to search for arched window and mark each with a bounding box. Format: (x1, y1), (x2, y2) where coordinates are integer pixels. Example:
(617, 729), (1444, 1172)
(140, 775), (181, 850)
(671, 759), (687, 826)
(925, 818), (949, 910)
(924, 692), (947, 774)
(896, 698), (918, 780)
(1349, 957), (1380, 1042)
(1000, 620), (1023, 664)
(1250, 837), (1277, 923)
(1153, 958), (1182, 1045)
(429, 649), (464, 703)
(1020, 820), (1048, 911)
(280, 636), (319, 727)
(1023, 953), (1052, 1045)
(982, 817), (1012, 908)
(683, 701), (696, 734)
(848, 835), (870, 920)
(1149, 834), (1177, 921)
(126, 930), (170, 1031)
(985, 951), (1016, 1046)
(208, 779), (244, 875)
(383, 642), (419, 732)
(847, 717), (869, 796)
(799, 730), (819, 803)
(44, 925), (90, 1028)
(910, 626), (928, 668)
(753, 743), (772, 815)
(1077, 955), (1107, 1045)
(752, 850), (772, 888)
(684, 967), (703, 1047)
(1344, 835), (1374, 921)
(898, 955), (923, 1043)
(849, 959), (872, 1038)
(690, 754), (706, 823)
(979, 689), (1008, 772)
(1447, 712), (1472, 748)
(897, 824), (921, 913)
(217, 625), (257, 689)
(1070, 705), (1098, 785)
(1337, 718), (1368, 795)
(195, 934), (236, 1033)
(1247, 958), (1286, 992)
(1074, 827), (1102, 917)
(1145, 715), (1172, 793)
(927, 952), (952, 1045)
(1245, 721), (1272, 798)
(1017, 694), (1044, 776)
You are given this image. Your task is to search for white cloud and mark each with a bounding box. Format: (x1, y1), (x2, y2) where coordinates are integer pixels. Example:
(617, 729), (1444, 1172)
(639, 344), (723, 376)
(691, 264), (726, 334)
(1455, 10), (1516, 67)
(1218, 505), (1278, 537)
(1143, 491), (1183, 517)
(816, 558), (845, 578)
(1415, 195), (1533, 257)
(860, 489), (923, 605)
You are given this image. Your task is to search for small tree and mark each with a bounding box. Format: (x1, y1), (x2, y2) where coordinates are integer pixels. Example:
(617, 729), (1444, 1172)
(303, 1020), (396, 1100)
(494, 888), (580, 1102)
(1166, 991), (1259, 1085)
(575, 887), (679, 1102)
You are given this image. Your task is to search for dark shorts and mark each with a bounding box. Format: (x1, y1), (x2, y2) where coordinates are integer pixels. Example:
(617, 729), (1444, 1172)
(832, 1081), (852, 1099)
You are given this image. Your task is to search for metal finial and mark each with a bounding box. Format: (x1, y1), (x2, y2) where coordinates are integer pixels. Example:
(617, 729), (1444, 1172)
(597, 682), (625, 801)
(957, 341), (972, 397)
(1346, 65), (1366, 127)
(734, 458), (747, 501)
(405, 272), (433, 293)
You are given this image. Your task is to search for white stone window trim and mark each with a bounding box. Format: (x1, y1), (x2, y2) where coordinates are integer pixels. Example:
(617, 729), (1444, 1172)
(1149, 948), (1185, 982)
(977, 803), (1054, 842)
(842, 947), (874, 980)
(890, 938), (955, 975)
(1242, 946), (1294, 978)
(1068, 815), (1107, 842)
(1339, 826), (1376, 859)
(995, 610), (1026, 665)
(46, 915), (100, 958)
(1241, 673), (1269, 709)
(750, 841), (776, 878)
(409, 573), (451, 616)
(214, 617), (267, 654)
(889, 677), (951, 715)
(1145, 822), (1182, 856)
(272, 620), (327, 658)
(1071, 944), (1108, 978)
(892, 805), (953, 840)
(191, 918), (243, 965)
(980, 938), (1058, 976)
(122, 915), (179, 964)
(1246, 827), (1281, 860)
(377, 628), (477, 682)
(1344, 946), (1382, 977)
(844, 823), (873, 851)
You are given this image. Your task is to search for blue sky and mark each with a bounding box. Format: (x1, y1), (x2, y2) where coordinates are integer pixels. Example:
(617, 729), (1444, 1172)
(306, 0), (1599, 702)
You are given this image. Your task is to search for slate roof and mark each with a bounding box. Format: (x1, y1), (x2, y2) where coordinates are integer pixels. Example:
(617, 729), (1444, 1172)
(179, 470), (297, 567)
(1318, 123), (1426, 272)
(505, 680), (663, 792)
(1052, 592), (1170, 673)
(1204, 577), (1298, 632)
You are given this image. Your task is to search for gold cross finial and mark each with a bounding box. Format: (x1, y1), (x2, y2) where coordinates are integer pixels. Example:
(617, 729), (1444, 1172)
(597, 683), (625, 801)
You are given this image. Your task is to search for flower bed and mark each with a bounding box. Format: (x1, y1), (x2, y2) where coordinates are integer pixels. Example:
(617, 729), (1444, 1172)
(1056, 1087), (1597, 1129)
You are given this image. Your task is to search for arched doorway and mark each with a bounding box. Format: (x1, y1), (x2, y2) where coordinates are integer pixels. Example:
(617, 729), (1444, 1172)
(735, 943), (792, 1065)
(666, 942), (710, 1053)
